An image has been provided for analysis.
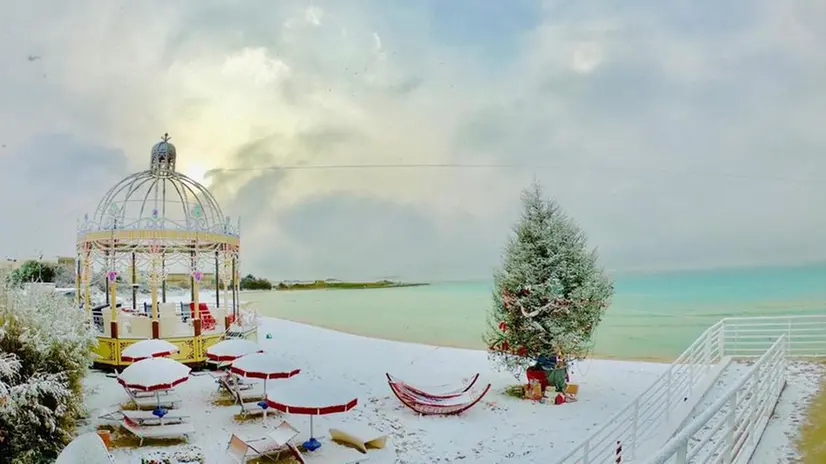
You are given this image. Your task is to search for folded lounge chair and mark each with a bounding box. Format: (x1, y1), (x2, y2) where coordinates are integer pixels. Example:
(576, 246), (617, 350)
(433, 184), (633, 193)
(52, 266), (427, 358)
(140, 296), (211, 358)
(388, 380), (491, 416)
(215, 372), (256, 395)
(329, 424), (388, 454)
(225, 420), (301, 463)
(385, 373), (479, 399)
(121, 417), (194, 446)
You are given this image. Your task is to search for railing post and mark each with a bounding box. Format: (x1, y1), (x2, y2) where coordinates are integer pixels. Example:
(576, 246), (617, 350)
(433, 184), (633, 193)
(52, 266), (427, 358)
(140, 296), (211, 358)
(631, 398), (639, 459)
(787, 319), (793, 356)
(724, 395), (737, 464)
(718, 321), (726, 359)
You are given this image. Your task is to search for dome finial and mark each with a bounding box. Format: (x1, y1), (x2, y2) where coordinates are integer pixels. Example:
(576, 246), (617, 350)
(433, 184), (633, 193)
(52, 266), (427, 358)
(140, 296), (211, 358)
(150, 133), (177, 171)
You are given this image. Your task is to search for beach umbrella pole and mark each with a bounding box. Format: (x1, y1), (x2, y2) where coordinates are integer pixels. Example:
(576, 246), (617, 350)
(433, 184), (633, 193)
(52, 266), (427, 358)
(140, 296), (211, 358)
(257, 377), (270, 427)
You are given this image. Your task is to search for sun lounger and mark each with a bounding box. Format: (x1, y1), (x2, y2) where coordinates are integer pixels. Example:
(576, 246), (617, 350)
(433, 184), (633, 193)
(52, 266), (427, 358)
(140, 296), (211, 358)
(224, 381), (267, 417)
(385, 373), (479, 399)
(121, 417), (194, 446)
(290, 439), (370, 463)
(99, 407), (189, 424)
(224, 420), (301, 463)
(329, 425), (388, 453)
(388, 381), (491, 416)
(121, 385), (182, 410)
(122, 409), (190, 425)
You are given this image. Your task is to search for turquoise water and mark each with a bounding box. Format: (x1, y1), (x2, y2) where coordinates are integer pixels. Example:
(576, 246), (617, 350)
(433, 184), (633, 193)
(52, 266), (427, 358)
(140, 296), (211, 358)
(246, 263), (826, 360)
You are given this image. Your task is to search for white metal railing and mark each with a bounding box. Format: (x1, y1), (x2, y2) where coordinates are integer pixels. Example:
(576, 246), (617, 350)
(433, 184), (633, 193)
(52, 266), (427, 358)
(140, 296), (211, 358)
(722, 315), (826, 358)
(555, 314), (826, 464)
(643, 334), (788, 464)
(555, 321), (726, 463)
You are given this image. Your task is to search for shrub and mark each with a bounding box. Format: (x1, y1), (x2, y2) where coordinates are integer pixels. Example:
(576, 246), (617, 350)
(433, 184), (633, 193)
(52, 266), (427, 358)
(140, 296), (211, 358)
(8, 261), (57, 286)
(0, 281), (97, 463)
(239, 274), (272, 290)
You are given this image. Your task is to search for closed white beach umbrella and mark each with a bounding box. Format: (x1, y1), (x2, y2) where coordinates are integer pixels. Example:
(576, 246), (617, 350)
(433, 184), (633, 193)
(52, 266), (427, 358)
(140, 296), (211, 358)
(55, 432), (114, 464)
(206, 339), (261, 362)
(121, 339), (179, 362)
(118, 357), (190, 392)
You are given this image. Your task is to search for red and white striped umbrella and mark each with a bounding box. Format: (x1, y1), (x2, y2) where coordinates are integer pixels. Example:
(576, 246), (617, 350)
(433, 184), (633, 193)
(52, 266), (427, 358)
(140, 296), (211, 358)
(266, 377), (358, 450)
(229, 353), (300, 380)
(118, 357), (190, 392)
(121, 339), (179, 362)
(206, 339), (261, 362)
(230, 352), (300, 426)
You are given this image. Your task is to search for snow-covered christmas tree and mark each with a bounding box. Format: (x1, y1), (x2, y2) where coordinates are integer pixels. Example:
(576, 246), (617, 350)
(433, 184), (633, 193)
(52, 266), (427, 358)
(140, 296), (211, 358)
(484, 181), (613, 377)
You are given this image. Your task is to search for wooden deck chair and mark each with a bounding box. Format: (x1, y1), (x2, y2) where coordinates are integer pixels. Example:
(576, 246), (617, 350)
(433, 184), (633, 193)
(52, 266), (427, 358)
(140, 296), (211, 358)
(329, 425), (388, 453)
(388, 381), (491, 416)
(224, 420), (300, 462)
(385, 373), (479, 399)
(120, 417), (194, 446)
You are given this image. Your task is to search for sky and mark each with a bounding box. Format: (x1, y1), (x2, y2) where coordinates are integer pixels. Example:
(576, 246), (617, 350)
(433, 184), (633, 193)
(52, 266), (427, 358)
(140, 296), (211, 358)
(1, 1), (825, 281)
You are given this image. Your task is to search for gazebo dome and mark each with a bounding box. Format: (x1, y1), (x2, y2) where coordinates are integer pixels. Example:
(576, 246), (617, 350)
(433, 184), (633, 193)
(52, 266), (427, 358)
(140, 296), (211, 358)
(150, 133), (177, 171)
(83, 134), (236, 236)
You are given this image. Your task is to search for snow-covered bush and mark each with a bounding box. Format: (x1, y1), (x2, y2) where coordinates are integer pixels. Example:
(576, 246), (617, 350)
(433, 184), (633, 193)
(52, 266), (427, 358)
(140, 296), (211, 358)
(0, 280), (97, 463)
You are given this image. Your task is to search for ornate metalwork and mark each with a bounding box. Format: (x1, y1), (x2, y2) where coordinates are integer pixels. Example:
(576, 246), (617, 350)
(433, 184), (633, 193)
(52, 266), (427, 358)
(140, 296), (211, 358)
(76, 135), (241, 303)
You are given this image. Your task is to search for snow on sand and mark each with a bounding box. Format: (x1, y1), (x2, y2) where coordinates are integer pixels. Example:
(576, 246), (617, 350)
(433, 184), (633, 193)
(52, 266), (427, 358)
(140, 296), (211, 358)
(82, 318), (670, 463)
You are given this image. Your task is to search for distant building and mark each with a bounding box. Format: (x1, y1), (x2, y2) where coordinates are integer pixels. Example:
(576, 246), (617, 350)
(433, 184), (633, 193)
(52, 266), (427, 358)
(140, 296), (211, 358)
(166, 272), (218, 289)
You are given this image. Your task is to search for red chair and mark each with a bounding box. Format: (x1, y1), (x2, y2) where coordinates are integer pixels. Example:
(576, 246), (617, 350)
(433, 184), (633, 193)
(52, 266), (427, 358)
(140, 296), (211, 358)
(188, 302), (216, 331)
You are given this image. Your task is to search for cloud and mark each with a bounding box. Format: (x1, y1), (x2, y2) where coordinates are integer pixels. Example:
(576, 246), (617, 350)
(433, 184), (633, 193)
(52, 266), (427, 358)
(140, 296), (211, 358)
(0, 1), (825, 276)
(0, 134), (129, 257)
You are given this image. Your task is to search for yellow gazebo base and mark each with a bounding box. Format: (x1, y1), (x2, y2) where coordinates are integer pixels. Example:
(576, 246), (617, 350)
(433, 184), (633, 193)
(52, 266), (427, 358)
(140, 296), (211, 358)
(92, 328), (257, 368)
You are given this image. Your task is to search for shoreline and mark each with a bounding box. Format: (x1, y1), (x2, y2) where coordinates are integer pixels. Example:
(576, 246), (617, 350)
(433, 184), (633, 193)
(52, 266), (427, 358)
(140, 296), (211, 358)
(273, 281), (430, 291)
(257, 315), (675, 364)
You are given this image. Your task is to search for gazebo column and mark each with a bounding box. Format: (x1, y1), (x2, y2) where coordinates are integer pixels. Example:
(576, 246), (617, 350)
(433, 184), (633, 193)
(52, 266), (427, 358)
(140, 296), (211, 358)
(108, 271), (118, 339)
(214, 251), (220, 310)
(192, 270), (202, 338)
(131, 253), (137, 311)
(83, 251), (92, 314)
(151, 275), (159, 339)
(231, 256), (238, 319)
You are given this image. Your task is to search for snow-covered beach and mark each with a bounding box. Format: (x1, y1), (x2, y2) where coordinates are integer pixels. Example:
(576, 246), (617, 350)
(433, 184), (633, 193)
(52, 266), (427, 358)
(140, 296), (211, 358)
(78, 316), (826, 463)
(82, 317), (672, 463)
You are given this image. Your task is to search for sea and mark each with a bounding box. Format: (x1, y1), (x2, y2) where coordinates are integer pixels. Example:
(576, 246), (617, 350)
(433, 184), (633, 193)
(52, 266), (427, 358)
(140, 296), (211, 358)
(243, 263), (826, 361)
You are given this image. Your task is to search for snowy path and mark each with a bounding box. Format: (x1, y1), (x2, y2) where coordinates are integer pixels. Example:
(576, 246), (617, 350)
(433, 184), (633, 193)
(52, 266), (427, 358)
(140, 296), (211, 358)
(672, 362), (750, 463)
(750, 361), (826, 463)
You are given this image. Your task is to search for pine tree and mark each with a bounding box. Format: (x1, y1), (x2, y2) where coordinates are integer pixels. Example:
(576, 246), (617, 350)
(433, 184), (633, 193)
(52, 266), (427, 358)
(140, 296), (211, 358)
(484, 181), (613, 376)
